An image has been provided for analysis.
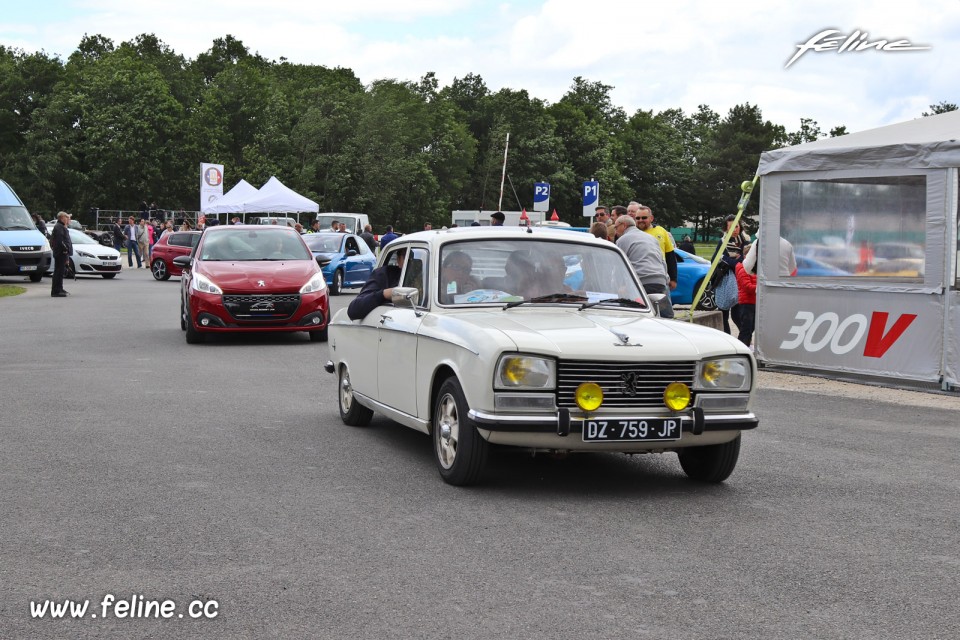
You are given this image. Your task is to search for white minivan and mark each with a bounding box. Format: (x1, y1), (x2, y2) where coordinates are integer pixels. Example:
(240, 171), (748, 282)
(0, 179), (51, 282)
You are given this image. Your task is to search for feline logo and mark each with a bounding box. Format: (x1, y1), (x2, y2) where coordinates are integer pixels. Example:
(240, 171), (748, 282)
(786, 29), (931, 69)
(779, 311), (916, 358)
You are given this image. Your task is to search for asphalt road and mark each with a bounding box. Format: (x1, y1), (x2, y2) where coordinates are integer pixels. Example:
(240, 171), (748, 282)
(2, 269), (958, 640)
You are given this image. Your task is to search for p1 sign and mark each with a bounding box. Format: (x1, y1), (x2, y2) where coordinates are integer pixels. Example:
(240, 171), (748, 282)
(533, 182), (550, 212)
(582, 181), (599, 218)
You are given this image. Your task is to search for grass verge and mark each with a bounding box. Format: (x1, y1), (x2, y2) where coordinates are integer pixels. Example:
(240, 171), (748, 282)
(0, 284), (27, 297)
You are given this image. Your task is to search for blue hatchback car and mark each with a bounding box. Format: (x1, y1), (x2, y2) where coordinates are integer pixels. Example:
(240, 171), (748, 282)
(670, 248), (717, 310)
(302, 232), (377, 295)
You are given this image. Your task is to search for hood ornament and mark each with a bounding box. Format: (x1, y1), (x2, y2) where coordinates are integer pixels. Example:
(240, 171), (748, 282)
(257, 280), (266, 287)
(611, 328), (641, 347)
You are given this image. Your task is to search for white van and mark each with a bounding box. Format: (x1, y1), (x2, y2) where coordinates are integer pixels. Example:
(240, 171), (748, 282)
(315, 213), (369, 235)
(0, 179), (51, 282)
(252, 217), (298, 228)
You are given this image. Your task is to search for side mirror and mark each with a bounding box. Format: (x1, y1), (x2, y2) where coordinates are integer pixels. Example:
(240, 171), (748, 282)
(647, 292), (666, 317)
(391, 286), (420, 308)
(172, 255), (191, 270)
(347, 250), (357, 256)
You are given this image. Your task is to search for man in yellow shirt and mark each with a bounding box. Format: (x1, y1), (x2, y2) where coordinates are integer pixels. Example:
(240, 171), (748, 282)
(628, 202), (677, 317)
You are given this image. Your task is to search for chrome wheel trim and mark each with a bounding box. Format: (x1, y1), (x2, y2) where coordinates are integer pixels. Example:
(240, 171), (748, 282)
(339, 369), (354, 413)
(436, 392), (459, 469)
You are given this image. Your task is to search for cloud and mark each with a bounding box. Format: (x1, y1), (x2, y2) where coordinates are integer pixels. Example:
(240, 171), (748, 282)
(3, 0), (958, 134)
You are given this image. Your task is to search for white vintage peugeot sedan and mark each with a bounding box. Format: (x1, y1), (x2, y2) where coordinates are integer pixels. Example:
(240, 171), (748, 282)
(324, 227), (758, 486)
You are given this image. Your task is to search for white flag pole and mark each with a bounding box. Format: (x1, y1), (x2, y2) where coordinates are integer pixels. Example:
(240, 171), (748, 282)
(497, 133), (510, 211)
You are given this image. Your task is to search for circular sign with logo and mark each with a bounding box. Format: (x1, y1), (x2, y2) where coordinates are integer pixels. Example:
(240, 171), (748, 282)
(204, 167), (223, 187)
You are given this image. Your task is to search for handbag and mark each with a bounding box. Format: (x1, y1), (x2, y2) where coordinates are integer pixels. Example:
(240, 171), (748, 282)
(715, 270), (739, 310)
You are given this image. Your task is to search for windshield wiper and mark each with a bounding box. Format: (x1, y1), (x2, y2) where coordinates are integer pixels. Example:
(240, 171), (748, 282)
(504, 292), (587, 309)
(579, 297), (645, 311)
(0, 225), (33, 230)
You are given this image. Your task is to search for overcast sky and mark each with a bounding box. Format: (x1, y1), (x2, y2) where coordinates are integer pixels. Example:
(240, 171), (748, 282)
(3, 0), (957, 135)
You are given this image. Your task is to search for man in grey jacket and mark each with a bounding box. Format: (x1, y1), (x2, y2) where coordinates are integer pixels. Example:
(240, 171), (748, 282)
(614, 215), (673, 318)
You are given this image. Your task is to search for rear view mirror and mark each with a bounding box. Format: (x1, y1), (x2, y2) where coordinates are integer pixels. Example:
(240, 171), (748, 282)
(391, 287), (419, 308)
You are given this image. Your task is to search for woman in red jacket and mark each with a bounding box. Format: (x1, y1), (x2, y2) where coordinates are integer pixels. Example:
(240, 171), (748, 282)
(734, 242), (757, 347)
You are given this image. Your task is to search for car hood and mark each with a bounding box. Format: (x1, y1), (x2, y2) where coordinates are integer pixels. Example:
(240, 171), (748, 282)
(432, 307), (745, 359)
(0, 229), (48, 247)
(200, 261), (319, 293)
(75, 245), (120, 258)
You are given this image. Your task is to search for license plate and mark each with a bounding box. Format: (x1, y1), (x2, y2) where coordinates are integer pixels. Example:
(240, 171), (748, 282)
(19, 265), (37, 271)
(581, 418), (683, 442)
(102, 261), (114, 266)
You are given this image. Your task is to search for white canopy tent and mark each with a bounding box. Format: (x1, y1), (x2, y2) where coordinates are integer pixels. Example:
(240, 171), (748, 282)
(202, 179), (259, 215)
(241, 177), (319, 214)
(753, 109), (960, 390)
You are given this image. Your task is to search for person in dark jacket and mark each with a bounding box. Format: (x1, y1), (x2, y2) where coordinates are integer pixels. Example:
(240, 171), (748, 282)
(50, 211), (73, 297)
(34, 214), (49, 238)
(111, 218), (125, 251)
(360, 224), (377, 252)
(711, 214), (750, 334)
(347, 248), (406, 320)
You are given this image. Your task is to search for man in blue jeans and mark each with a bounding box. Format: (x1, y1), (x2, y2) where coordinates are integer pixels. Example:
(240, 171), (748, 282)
(123, 215), (143, 268)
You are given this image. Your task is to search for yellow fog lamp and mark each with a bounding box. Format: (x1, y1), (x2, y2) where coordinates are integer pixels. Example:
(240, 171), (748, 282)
(575, 383), (603, 412)
(663, 382), (691, 411)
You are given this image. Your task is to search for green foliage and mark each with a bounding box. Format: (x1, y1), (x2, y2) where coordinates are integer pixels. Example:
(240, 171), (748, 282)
(922, 101), (958, 117)
(1, 32), (892, 235)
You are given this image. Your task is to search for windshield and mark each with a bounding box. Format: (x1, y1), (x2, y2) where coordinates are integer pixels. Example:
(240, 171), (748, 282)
(438, 238), (647, 308)
(0, 206), (36, 231)
(199, 229), (313, 261)
(303, 234), (344, 253)
(316, 215), (350, 230)
(68, 229), (98, 245)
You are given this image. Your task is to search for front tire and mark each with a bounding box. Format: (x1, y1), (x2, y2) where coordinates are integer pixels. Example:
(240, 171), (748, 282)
(331, 269), (343, 296)
(29, 271), (43, 282)
(678, 434), (741, 483)
(152, 259), (169, 281)
(338, 365), (373, 426)
(433, 377), (488, 486)
(184, 301), (205, 344)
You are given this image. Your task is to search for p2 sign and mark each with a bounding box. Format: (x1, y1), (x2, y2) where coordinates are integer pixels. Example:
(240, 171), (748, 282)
(534, 182), (550, 212)
(582, 181), (599, 218)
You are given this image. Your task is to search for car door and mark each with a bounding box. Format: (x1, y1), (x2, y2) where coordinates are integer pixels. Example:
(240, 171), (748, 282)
(353, 239), (375, 284)
(342, 236), (365, 287)
(377, 246), (428, 417)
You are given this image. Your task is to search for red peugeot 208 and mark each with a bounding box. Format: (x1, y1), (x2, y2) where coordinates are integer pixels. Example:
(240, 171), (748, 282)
(175, 225), (330, 343)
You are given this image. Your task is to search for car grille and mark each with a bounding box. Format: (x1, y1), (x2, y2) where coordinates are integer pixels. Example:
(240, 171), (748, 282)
(222, 294), (301, 321)
(556, 360), (697, 409)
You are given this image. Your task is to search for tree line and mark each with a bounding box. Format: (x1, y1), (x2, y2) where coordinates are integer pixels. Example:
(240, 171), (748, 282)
(1, 34), (954, 237)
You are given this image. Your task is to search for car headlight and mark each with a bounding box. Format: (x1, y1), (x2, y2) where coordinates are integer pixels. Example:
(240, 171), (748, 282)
(495, 355), (555, 389)
(300, 273), (327, 294)
(191, 272), (223, 295)
(42, 239), (51, 251)
(696, 357), (751, 391)
(77, 250), (95, 259)
(0, 243), (9, 253)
